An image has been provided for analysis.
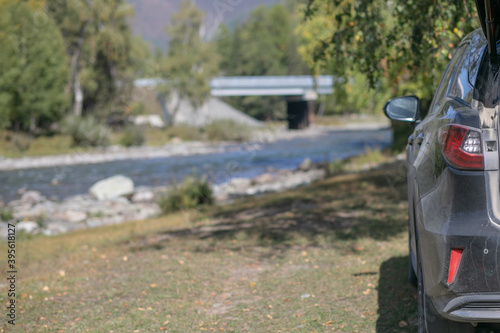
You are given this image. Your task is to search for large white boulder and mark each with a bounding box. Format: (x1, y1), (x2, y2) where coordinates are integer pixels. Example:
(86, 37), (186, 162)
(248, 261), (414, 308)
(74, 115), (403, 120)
(89, 175), (135, 201)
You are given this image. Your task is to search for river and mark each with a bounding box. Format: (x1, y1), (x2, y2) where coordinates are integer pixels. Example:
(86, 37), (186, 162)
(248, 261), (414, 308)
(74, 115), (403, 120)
(0, 128), (391, 203)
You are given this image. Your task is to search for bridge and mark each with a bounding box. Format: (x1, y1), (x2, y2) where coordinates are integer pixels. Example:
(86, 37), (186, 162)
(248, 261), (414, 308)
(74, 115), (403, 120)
(134, 75), (335, 129)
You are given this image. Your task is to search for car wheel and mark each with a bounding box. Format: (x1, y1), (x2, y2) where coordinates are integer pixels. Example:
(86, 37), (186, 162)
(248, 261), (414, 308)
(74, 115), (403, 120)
(417, 265), (474, 333)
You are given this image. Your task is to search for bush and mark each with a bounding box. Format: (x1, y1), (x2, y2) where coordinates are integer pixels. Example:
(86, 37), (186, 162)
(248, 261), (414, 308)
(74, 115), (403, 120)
(63, 115), (110, 147)
(204, 120), (251, 142)
(0, 208), (14, 222)
(328, 160), (345, 175)
(158, 176), (214, 214)
(120, 125), (145, 147)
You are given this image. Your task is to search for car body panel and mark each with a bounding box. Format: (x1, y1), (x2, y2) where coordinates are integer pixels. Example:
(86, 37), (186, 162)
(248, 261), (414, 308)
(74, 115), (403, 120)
(391, 27), (500, 326)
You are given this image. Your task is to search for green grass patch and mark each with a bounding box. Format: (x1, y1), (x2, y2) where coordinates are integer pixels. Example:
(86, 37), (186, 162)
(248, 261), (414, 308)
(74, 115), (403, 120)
(0, 161), (417, 332)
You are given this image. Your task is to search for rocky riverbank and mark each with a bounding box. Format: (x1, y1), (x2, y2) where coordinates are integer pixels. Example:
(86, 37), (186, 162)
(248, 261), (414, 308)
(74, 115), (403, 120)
(0, 141), (246, 171)
(0, 123), (389, 171)
(0, 158), (326, 238)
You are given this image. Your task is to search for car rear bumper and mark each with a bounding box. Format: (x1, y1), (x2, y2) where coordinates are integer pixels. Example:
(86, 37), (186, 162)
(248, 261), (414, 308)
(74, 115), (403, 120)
(416, 169), (500, 323)
(433, 294), (500, 322)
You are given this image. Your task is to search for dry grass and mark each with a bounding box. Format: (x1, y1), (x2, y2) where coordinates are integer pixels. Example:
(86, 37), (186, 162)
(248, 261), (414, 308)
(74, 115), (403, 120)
(0, 161), (417, 332)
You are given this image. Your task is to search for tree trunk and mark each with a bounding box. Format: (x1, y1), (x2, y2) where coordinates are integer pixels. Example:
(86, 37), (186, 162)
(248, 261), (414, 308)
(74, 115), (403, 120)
(158, 92), (181, 127)
(65, 24), (87, 115)
(74, 75), (83, 117)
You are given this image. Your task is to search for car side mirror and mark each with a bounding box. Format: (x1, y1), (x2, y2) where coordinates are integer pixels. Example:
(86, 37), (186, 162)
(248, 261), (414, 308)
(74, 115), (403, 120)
(383, 95), (420, 123)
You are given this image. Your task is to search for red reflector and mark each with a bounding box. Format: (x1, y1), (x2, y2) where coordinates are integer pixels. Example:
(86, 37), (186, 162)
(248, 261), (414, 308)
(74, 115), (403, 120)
(448, 248), (463, 284)
(439, 125), (484, 170)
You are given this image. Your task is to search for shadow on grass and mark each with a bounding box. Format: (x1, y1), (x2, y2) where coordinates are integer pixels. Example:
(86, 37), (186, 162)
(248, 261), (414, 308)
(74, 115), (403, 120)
(376, 256), (418, 333)
(129, 161), (409, 253)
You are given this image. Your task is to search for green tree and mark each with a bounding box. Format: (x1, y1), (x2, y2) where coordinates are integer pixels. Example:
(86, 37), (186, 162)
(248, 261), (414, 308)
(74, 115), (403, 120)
(217, 3), (309, 120)
(46, 0), (137, 121)
(299, 0), (478, 101)
(0, 1), (68, 132)
(159, 0), (220, 126)
(299, 0), (479, 149)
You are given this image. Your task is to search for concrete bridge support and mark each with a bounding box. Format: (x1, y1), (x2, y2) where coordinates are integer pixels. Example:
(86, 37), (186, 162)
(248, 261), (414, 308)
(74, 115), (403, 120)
(285, 92), (317, 130)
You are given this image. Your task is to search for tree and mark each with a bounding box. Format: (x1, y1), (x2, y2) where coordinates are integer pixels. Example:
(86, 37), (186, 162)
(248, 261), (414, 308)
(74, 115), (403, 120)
(0, 1), (68, 132)
(46, 0), (136, 121)
(299, 0), (479, 150)
(299, 0), (478, 101)
(159, 0), (220, 126)
(217, 3), (309, 120)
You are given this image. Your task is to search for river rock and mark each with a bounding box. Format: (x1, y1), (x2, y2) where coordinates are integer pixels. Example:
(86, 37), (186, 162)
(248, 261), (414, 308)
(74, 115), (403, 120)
(131, 190), (155, 203)
(89, 175), (135, 201)
(20, 191), (45, 205)
(62, 210), (87, 223)
(17, 221), (39, 234)
(43, 222), (70, 236)
(252, 173), (273, 185)
(299, 158), (312, 171)
(16, 188), (27, 196)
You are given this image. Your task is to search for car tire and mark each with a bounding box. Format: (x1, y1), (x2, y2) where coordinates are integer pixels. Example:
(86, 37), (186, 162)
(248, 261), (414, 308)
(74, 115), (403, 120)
(417, 265), (474, 333)
(408, 236), (418, 286)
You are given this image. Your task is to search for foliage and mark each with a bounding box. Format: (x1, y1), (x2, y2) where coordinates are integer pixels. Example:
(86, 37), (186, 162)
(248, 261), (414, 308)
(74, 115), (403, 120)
(204, 120), (252, 142)
(325, 71), (390, 115)
(327, 159), (345, 175)
(299, 0), (479, 150)
(158, 175), (214, 214)
(63, 115), (110, 147)
(0, 1), (68, 132)
(46, 0), (139, 121)
(0, 207), (14, 222)
(120, 125), (145, 147)
(299, 0), (478, 101)
(217, 3), (309, 120)
(159, 0), (220, 126)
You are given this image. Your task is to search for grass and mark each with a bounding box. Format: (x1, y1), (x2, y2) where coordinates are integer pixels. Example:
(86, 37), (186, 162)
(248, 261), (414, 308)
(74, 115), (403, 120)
(315, 114), (389, 128)
(0, 132), (90, 158)
(0, 161), (417, 332)
(0, 121), (255, 158)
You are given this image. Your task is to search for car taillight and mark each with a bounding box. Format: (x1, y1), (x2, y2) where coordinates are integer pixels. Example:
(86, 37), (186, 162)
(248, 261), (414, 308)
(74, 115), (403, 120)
(438, 125), (484, 170)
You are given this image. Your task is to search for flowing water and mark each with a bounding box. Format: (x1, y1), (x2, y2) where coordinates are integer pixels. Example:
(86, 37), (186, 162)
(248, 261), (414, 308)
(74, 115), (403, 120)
(0, 128), (391, 203)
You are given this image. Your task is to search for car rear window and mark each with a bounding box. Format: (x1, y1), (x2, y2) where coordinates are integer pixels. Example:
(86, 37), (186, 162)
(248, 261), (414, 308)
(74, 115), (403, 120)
(448, 43), (474, 103)
(429, 44), (469, 114)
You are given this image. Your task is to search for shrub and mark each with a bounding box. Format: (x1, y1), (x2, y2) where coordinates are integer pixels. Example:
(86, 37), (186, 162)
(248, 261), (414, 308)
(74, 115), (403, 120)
(204, 120), (251, 142)
(63, 115), (110, 147)
(0, 208), (14, 222)
(120, 125), (145, 147)
(328, 160), (345, 175)
(158, 176), (214, 214)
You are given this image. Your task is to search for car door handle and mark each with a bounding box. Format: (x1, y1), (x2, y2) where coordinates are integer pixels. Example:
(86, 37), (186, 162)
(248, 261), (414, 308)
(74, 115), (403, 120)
(416, 133), (424, 145)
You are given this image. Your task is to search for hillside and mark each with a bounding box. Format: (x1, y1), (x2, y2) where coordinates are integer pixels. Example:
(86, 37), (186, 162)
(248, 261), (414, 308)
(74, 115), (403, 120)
(128, 0), (282, 49)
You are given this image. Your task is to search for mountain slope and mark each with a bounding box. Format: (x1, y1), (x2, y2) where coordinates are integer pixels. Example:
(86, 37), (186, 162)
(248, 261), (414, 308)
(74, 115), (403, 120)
(128, 0), (282, 49)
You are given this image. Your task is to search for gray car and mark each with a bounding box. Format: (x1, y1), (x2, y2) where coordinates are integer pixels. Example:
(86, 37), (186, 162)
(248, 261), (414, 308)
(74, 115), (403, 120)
(384, 1), (500, 332)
